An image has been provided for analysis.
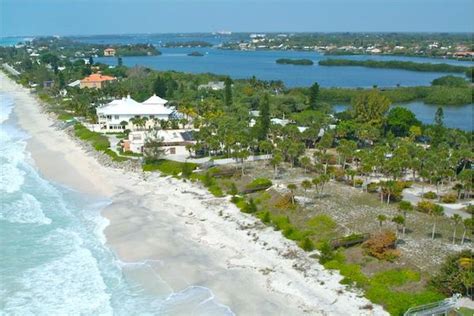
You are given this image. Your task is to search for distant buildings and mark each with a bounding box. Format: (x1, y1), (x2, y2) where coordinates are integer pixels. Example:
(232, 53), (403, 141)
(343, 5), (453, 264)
(80, 73), (117, 89)
(96, 94), (173, 131)
(103, 48), (116, 57)
(198, 81), (225, 91)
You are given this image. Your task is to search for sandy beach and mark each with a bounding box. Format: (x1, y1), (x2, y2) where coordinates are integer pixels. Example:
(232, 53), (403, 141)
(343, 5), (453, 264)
(1, 71), (387, 315)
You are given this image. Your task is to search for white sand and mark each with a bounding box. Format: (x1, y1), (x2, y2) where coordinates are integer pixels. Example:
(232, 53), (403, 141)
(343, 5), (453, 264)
(1, 71), (387, 315)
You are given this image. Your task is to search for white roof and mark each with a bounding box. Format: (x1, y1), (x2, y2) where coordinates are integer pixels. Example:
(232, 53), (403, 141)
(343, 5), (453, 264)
(97, 95), (173, 116)
(68, 80), (81, 87)
(142, 94), (168, 106)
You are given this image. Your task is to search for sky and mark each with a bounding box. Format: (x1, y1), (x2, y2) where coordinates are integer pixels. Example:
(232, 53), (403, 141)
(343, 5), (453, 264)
(1, 0), (473, 37)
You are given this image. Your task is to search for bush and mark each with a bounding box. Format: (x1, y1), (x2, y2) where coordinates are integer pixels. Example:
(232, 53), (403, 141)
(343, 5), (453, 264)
(367, 182), (379, 193)
(243, 178), (272, 193)
(300, 237), (315, 251)
(354, 179), (364, 187)
(242, 198), (258, 213)
(143, 160), (197, 176)
(363, 231), (399, 261)
(208, 184), (224, 197)
(441, 194), (457, 204)
(431, 250), (474, 299)
(465, 205), (474, 214)
(416, 200), (436, 213)
(423, 191), (438, 199)
(307, 214), (336, 231)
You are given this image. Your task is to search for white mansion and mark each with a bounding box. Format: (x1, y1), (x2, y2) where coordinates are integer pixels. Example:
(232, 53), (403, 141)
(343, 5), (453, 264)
(96, 94), (173, 131)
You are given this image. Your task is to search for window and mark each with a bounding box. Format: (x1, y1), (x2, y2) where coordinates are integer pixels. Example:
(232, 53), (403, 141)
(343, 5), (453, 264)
(106, 115), (112, 119)
(114, 115), (119, 120)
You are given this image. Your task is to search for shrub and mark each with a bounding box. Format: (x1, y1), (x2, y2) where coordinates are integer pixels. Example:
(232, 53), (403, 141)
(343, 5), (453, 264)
(354, 179), (364, 187)
(272, 215), (291, 231)
(318, 241), (335, 264)
(242, 198), (258, 213)
(363, 231), (399, 261)
(416, 200), (436, 213)
(465, 205), (474, 214)
(259, 211), (271, 224)
(208, 184), (224, 197)
(441, 194), (457, 204)
(244, 178), (272, 193)
(423, 191), (438, 199)
(181, 162), (195, 178)
(274, 193), (293, 209)
(300, 237), (315, 251)
(367, 182), (379, 193)
(307, 214), (336, 231)
(431, 250), (474, 299)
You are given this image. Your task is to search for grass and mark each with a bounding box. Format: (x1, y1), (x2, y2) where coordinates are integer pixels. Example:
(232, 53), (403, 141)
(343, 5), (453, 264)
(457, 307), (474, 316)
(324, 252), (444, 315)
(143, 159), (197, 176)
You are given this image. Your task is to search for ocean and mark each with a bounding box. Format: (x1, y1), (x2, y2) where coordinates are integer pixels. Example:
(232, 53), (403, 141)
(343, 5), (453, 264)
(0, 93), (233, 315)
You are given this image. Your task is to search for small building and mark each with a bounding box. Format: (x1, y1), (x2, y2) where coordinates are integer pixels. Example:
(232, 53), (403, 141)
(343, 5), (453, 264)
(198, 81), (225, 91)
(43, 80), (54, 89)
(96, 94), (173, 131)
(80, 73), (117, 89)
(103, 48), (116, 57)
(123, 129), (195, 156)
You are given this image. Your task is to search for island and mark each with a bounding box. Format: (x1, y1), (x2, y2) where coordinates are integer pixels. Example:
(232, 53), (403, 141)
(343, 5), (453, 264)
(276, 58), (314, 66)
(187, 51), (205, 57)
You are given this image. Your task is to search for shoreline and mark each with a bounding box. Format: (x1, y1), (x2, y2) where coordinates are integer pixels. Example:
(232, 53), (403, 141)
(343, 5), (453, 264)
(1, 71), (387, 315)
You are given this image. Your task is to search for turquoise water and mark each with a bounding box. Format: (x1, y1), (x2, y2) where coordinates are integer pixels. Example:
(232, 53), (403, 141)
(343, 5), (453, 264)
(0, 94), (233, 315)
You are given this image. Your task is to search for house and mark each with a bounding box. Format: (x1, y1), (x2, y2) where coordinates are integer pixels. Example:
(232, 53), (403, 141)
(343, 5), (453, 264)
(198, 81), (225, 91)
(96, 94), (173, 131)
(122, 129), (195, 156)
(103, 48), (116, 57)
(80, 73), (117, 89)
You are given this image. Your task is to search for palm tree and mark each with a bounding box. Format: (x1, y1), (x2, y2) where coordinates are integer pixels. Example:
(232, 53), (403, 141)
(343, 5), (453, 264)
(301, 180), (312, 202)
(287, 184), (297, 205)
(398, 200), (413, 236)
(461, 218), (473, 245)
(451, 214), (462, 244)
(377, 214), (387, 231)
(430, 205), (444, 240)
(392, 215), (405, 238)
(300, 156), (311, 174)
(270, 152), (282, 178)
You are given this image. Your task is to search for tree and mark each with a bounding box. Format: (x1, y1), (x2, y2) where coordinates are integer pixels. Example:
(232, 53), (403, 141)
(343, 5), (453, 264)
(88, 56), (94, 65)
(301, 180), (312, 202)
(153, 75), (167, 97)
(431, 250), (474, 298)
(386, 107), (421, 137)
(351, 89), (391, 127)
(451, 214), (462, 244)
(430, 204), (444, 240)
(257, 93), (271, 140)
(392, 215), (405, 238)
(117, 56), (123, 66)
(287, 183), (297, 204)
(398, 200), (413, 236)
(270, 152), (282, 178)
(461, 218), (473, 245)
(309, 82), (320, 110)
(435, 107), (444, 126)
(143, 131), (164, 163)
(299, 156), (311, 173)
(377, 214), (387, 231)
(224, 77), (233, 107)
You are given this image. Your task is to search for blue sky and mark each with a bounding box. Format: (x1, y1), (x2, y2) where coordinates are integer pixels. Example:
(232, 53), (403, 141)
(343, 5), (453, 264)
(1, 0), (472, 36)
